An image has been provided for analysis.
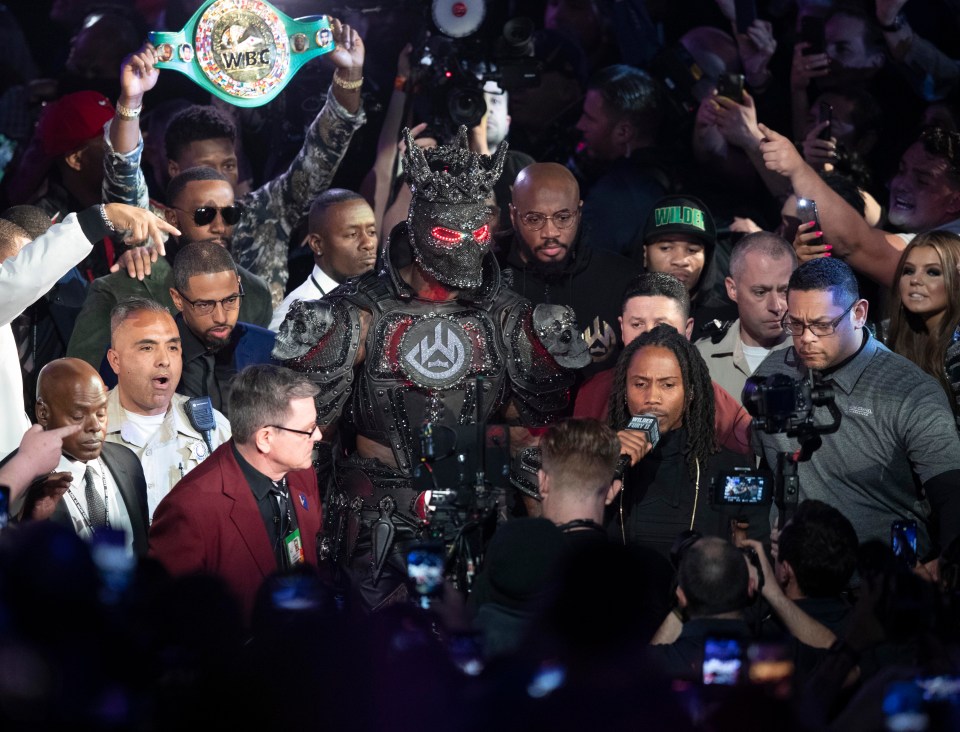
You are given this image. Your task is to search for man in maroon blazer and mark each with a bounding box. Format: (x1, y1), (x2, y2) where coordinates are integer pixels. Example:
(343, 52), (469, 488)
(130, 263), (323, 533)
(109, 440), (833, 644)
(149, 365), (323, 620)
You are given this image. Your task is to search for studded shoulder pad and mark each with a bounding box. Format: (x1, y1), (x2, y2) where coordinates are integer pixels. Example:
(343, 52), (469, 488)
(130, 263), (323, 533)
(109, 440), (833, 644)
(273, 298), (363, 426)
(502, 300), (576, 425)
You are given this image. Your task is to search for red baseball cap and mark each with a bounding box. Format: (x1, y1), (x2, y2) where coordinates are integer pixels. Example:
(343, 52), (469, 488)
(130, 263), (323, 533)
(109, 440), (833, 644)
(35, 91), (114, 158)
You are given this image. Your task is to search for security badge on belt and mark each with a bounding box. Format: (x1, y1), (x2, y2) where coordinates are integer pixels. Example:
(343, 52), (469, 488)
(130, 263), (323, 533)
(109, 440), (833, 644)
(148, 0), (334, 107)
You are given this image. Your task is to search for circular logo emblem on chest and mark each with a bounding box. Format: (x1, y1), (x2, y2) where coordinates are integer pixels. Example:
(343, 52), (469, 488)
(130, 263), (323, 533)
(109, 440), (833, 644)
(400, 319), (473, 388)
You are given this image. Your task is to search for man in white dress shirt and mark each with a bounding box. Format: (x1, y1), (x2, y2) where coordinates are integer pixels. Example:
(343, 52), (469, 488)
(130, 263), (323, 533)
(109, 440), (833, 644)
(105, 297), (231, 519)
(32, 358), (150, 556)
(269, 189), (377, 331)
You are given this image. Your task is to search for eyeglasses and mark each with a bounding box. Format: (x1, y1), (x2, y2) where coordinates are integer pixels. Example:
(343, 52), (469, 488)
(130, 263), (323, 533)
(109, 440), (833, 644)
(781, 300), (856, 337)
(176, 282), (244, 316)
(269, 423), (321, 438)
(517, 208), (579, 231)
(174, 203), (245, 227)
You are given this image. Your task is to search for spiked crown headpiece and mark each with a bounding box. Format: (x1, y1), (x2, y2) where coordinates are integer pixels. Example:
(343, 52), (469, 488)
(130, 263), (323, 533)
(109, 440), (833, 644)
(402, 126), (508, 205)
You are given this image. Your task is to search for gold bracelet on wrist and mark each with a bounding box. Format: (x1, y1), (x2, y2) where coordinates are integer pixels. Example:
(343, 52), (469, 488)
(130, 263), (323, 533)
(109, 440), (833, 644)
(394, 75), (408, 92)
(115, 101), (143, 121)
(333, 71), (363, 90)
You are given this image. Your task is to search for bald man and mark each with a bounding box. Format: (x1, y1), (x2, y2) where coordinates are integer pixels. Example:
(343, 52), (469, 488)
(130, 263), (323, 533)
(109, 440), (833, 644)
(497, 162), (642, 371)
(29, 358), (149, 555)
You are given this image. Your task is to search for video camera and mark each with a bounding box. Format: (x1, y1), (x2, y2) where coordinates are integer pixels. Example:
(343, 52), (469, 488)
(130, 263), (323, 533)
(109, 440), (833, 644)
(407, 0), (541, 139)
(742, 372), (841, 529)
(741, 372), (839, 436)
(410, 418), (509, 590)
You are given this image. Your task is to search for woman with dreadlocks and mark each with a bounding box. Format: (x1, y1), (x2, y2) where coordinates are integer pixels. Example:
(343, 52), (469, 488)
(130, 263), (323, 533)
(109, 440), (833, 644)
(606, 324), (769, 558)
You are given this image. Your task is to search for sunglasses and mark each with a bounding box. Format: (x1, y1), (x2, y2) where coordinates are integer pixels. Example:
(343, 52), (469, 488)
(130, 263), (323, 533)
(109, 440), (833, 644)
(175, 204), (245, 227)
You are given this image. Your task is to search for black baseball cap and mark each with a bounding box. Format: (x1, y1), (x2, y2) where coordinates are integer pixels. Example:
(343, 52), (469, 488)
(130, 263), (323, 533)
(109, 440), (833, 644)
(643, 195), (717, 253)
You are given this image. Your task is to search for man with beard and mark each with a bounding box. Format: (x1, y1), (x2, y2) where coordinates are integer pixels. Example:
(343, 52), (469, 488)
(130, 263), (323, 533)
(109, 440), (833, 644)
(67, 167), (272, 376)
(570, 65), (670, 257)
(171, 242), (274, 417)
(274, 129), (589, 611)
(497, 162), (642, 373)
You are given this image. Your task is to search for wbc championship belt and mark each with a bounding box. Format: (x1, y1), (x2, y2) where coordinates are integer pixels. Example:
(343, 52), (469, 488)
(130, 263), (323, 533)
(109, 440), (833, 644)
(148, 0), (335, 107)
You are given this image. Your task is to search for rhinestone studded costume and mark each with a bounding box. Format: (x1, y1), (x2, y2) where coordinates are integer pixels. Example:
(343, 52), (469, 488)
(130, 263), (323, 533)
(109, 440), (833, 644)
(273, 129), (583, 609)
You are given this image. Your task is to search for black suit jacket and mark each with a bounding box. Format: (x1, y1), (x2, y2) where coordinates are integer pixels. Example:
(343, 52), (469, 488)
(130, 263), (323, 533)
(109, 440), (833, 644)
(3, 442), (150, 557)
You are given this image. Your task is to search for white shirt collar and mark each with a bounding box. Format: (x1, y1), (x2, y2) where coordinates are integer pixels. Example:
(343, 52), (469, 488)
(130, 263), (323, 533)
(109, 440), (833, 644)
(309, 264), (339, 297)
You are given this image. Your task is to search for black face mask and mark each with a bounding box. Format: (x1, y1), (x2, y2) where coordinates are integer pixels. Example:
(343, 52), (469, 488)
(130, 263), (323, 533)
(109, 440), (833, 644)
(407, 200), (492, 289)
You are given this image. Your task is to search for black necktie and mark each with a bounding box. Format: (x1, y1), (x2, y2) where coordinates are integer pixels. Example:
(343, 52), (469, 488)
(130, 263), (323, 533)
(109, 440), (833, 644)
(272, 485), (289, 539)
(84, 466), (107, 528)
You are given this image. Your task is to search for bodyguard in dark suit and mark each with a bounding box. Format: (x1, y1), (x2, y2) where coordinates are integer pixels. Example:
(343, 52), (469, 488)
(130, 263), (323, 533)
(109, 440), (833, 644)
(22, 358), (149, 556)
(169, 242), (275, 415)
(150, 365), (322, 621)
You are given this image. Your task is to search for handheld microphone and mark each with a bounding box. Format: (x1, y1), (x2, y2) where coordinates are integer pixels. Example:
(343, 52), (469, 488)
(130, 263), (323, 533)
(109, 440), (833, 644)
(613, 414), (661, 480)
(184, 396), (216, 455)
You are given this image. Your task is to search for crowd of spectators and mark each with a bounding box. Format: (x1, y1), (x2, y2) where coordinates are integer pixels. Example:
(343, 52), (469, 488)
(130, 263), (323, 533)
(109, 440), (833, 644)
(4, 0), (960, 728)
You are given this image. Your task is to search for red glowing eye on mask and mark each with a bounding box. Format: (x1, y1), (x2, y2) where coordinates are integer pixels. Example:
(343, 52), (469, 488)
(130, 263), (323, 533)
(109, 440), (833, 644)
(430, 226), (463, 244)
(473, 225), (490, 243)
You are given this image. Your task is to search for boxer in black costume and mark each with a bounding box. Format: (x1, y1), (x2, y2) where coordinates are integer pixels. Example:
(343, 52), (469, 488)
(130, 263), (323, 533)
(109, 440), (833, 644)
(274, 127), (589, 610)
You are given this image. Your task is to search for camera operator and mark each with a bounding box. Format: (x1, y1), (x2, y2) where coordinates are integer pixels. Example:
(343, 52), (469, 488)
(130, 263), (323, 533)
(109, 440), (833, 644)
(766, 498), (861, 674)
(646, 535), (835, 681)
(751, 258), (960, 576)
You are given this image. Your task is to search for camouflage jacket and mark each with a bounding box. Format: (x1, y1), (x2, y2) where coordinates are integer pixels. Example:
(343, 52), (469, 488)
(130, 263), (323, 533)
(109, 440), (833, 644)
(103, 86), (365, 306)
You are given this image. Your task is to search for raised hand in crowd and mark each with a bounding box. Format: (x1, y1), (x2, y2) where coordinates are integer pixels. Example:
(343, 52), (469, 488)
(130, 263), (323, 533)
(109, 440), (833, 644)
(802, 119), (838, 172)
(791, 41), (830, 93)
(793, 220), (831, 263)
(103, 203), (177, 251)
(730, 216), (762, 234)
(738, 538), (836, 649)
(120, 42), (161, 111)
(758, 122), (806, 179)
(735, 19), (777, 89)
(110, 244), (159, 280)
(326, 17), (365, 113)
(791, 41), (830, 138)
(107, 42), (163, 176)
(713, 89), (762, 150)
(712, 0), (777, 88)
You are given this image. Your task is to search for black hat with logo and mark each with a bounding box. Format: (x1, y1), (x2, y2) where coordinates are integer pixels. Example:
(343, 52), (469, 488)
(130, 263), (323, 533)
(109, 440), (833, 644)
(642, 195), (717, 255)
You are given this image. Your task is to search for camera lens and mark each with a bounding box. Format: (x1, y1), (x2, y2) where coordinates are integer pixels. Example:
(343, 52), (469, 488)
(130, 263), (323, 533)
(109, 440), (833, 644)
(448, 87), (486, 128)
